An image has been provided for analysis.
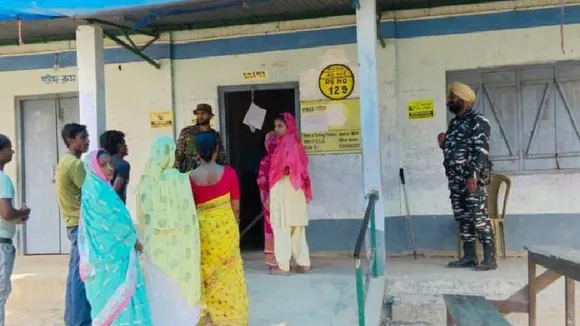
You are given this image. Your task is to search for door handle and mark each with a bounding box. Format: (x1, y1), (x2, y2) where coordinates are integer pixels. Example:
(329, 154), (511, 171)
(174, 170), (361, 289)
(51, 165), (56, 184)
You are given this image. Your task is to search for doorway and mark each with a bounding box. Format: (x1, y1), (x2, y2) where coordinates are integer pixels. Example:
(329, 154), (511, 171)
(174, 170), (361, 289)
(219, 83), (299, 250)
(18, 96), (79, 254)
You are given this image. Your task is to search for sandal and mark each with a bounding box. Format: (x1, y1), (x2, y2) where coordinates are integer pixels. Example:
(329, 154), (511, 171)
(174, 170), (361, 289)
(295, 266), (312, 274)
(270, 267), (291, 276)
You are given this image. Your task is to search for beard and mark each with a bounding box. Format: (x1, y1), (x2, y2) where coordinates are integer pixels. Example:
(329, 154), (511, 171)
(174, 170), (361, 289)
(196, 119), (210, 126)
(447, 102), (462, 115)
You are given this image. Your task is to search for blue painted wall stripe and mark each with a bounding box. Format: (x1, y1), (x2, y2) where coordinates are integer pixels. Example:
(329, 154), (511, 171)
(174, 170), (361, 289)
(1, 5), (580, 72)
(393, 6), (580, 38)
(0, 44), (170, 72)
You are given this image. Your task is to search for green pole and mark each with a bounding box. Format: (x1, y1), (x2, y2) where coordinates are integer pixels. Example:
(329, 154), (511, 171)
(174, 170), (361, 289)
(355, 259), (366, 326)
(370, 196), (378, 277)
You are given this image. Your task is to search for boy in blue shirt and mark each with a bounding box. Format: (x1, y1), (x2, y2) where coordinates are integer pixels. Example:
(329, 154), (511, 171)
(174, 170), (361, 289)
(99, 130), (130, 203)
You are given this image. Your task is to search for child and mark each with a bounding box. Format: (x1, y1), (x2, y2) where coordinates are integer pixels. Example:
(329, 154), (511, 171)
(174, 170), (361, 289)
(99, 130), (131, 203)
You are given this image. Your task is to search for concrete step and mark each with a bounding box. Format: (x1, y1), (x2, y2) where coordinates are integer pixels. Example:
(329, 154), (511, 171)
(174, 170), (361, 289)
(382, 257), (580, 326)
(388, 285), (580, 326)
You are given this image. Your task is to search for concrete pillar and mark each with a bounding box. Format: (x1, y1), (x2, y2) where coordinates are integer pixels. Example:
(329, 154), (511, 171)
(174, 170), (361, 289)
(356, 0), (386, 275)
(76, 25), (106, 152)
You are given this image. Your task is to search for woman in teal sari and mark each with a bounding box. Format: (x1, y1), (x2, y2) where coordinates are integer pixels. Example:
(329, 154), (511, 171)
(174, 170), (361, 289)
(78, 149), (152, 326)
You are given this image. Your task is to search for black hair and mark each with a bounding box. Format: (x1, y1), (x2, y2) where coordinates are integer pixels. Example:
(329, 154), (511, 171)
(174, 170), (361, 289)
(195, 131), (218, 163)
(97, 149), (108, 159)
(0, 134), (11, 151)
(61, 123), (87, 147)
(274, 114), (286, 124)
(99, 130), (125, 155)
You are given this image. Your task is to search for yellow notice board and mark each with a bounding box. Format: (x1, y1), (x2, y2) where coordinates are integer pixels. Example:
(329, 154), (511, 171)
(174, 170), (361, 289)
(150, 110), (174, 129)
(407, 99), (435, 120)
(300, 98), (361, 155)
(318, 64), (355, 100)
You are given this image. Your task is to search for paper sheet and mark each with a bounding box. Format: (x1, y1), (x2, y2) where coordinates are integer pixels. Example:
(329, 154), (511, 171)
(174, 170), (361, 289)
(326, 102), (346, 127)
(243, 102), (267, 132)
(301, 113), (329, 133)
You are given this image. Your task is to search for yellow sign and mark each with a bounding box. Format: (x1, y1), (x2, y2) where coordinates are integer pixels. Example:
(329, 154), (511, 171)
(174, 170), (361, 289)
(318, 64), (355, 100)
(300, 98), (361, 155)
(408, 99), (435, 120)
(242, 70), (268, 81)
(149, 110), (173, 129)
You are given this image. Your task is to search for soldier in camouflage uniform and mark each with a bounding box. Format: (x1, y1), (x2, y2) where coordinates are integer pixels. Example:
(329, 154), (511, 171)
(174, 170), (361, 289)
(440, 82), (496, 271)
(174, 103), (228, 173)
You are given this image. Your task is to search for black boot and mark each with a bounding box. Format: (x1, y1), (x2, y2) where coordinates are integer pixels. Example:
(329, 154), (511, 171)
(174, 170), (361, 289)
(448, 242), (478, 268)
(476, 242), (498, 271)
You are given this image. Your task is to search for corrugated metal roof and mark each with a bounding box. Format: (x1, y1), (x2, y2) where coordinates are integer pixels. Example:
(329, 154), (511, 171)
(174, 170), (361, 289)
(0, 0), (511, 45)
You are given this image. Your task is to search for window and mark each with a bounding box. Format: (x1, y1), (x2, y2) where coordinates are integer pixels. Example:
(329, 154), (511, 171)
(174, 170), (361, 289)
(447, 62), (580, 173)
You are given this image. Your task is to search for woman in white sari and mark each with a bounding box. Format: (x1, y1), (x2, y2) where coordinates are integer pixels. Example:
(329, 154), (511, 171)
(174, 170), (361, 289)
(136, 136), (202, 325)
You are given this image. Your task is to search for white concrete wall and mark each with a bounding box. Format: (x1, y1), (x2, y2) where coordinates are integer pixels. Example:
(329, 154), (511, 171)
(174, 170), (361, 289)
(395, 24), (580, 216)
(0, 38), (174, 215)
(0, 0), (578, 225)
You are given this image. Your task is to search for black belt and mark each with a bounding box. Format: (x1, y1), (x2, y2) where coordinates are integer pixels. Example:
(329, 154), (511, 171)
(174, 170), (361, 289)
(0, 238), (12, 244)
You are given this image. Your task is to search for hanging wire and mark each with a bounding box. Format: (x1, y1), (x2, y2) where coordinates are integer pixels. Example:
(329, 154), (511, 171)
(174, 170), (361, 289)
(17, 17), (23, 46)
(250, 89), (255, 102)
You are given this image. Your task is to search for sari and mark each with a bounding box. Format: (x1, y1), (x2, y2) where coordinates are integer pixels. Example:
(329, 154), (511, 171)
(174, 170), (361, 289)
(78, 150), (152, 326)
(257, 133), (277, 268)
(190, 166), (249, 326)
(268, 113), (313, 272)
(136, 136), (202, 326)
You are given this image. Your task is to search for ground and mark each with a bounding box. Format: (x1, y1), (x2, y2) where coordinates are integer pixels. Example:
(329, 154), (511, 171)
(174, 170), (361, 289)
(8, 253), (578, 326)
(7, 252), (366, 326)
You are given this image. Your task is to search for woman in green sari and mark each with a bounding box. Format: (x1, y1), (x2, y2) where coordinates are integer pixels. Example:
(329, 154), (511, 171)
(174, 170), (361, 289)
(136, 136), (202, 326)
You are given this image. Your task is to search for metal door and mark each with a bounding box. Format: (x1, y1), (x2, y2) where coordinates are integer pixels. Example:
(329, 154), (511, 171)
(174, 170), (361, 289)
(22, 99), (62, 254)
(55, 97), (80, 254)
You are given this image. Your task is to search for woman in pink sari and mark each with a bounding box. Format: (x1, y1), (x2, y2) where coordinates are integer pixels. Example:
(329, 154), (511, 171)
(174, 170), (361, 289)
(257, 132), (278, 269)
(268, 113), (313, 275)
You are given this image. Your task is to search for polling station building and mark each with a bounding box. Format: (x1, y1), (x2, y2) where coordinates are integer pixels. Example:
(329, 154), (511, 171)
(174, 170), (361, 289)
(0, 0), (579, 256)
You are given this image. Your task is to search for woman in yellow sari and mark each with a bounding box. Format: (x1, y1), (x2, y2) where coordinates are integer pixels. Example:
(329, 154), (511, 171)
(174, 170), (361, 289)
(136, 136), (202, 326)
(189, 132), (248, 326)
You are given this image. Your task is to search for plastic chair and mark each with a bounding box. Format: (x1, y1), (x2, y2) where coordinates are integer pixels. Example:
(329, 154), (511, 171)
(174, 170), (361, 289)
(455, 173), (511, 259)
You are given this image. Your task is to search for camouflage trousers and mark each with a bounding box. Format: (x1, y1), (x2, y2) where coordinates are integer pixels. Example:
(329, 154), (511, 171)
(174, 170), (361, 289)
(446, 166), (494, 245)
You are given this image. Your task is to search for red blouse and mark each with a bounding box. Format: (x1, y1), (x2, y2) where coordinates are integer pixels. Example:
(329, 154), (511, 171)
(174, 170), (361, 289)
(189, 166), (240, 204)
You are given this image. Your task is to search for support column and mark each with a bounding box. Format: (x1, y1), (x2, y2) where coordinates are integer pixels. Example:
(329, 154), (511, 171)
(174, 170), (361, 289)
(356, 0), (386, 275)
(76, 25), (106, 152)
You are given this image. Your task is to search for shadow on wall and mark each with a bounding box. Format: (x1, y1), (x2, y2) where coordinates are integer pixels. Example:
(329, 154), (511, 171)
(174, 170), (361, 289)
(305, 214), (580, 254)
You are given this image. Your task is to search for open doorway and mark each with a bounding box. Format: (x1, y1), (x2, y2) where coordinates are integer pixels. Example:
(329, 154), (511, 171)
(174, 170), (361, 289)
(219, 82), (299, 250)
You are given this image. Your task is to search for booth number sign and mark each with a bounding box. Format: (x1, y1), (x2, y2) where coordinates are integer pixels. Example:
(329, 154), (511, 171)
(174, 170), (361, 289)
(318, 64), (355, 100)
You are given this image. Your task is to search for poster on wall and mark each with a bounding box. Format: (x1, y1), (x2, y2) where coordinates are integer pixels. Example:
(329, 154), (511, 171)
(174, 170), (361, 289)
(318, 64), (355, 100)
(300, 98), (361, 155)
(149, 110), (174, 129)
(407, 99), (435, 120)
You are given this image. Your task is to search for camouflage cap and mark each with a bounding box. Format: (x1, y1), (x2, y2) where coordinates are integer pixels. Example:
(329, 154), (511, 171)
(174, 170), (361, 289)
(194, 103), (214, 116)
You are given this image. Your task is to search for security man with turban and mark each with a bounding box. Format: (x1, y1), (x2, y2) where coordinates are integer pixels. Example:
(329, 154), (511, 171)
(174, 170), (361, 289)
(439, 82), (496, 271)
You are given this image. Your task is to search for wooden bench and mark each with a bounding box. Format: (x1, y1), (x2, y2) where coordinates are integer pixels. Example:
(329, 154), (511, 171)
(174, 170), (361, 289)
(486, 245), (579, 326)
(443, 294), (510, 326)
